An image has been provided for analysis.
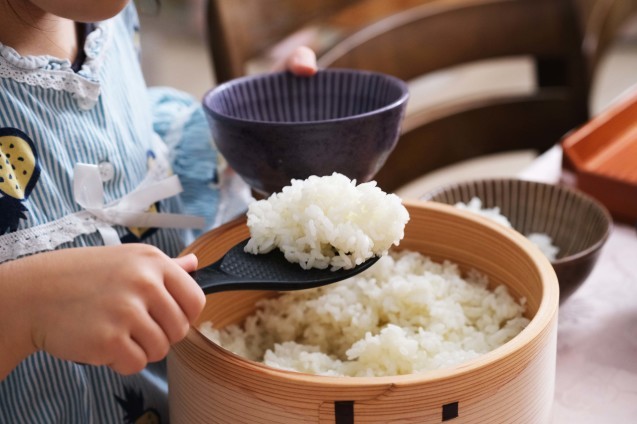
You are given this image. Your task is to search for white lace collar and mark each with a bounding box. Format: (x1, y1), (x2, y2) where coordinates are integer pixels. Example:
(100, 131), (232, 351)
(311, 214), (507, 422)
(0, 20), (112, 110)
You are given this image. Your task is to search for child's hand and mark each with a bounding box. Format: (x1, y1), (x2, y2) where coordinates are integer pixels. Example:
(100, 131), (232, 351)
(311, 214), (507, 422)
(284, 46), (317, 77)
(0, 245), (205, 378)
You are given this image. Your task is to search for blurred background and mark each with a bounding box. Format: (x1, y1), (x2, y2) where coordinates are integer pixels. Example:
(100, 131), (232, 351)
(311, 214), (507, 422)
(138, 0), (637, 198)
(139, 0), (213, 97)
(139, 0), (637, 116)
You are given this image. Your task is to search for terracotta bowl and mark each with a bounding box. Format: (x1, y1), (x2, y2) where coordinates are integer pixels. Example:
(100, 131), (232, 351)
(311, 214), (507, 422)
(421, 178), (612, 303)
(168, 200), (559, 423)
(202, 69), (409, 197)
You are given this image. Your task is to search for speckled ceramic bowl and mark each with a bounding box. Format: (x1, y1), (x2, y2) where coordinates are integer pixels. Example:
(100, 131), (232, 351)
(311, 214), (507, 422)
(421, 178), (612, 303)
(203, 69), (409, 196)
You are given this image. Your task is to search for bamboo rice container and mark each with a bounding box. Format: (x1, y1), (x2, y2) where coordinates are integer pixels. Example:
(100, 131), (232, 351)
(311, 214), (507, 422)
(168, 200), (559, 423)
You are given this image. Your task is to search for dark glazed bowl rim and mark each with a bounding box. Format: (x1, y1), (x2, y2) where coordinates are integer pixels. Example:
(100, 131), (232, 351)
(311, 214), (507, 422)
(202, 68), (410, 126)
(421, 178), (613, 265)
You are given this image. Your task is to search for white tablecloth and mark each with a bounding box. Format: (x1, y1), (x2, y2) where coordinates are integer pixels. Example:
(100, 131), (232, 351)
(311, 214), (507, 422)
(552, 222), (637, 423)
(521, 147), (637, 423)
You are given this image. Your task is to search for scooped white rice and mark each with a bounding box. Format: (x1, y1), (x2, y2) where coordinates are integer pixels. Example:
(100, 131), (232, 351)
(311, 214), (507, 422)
(200, 250), (529, 377)
(244, 173), (410, 270)
(455, 197), (560, 261)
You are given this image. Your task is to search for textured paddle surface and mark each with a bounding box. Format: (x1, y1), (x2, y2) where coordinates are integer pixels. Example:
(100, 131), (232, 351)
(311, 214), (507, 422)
(193, 239), (379, 293)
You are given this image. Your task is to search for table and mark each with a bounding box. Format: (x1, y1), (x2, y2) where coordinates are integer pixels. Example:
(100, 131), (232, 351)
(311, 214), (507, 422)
(398, 146), (637, 422)
(530, 148), (637, 423)
(552, 221), (636, 423)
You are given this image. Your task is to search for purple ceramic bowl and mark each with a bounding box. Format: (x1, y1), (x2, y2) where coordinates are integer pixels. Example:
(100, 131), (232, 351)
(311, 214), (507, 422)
(203, 69), (409, 196)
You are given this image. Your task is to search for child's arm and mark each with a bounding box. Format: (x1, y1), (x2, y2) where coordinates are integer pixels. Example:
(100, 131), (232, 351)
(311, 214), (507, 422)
(0, 245), (205, 381)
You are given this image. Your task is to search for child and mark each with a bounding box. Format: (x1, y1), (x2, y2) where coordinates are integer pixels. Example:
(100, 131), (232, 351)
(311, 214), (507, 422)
(0, 0), (316, 421)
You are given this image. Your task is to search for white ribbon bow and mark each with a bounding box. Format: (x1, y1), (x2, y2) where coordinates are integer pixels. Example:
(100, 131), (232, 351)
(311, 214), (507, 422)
(73, 163), (205, 245)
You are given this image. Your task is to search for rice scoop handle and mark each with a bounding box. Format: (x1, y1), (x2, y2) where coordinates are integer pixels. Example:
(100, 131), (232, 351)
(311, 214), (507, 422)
(191, 239), (380, 294)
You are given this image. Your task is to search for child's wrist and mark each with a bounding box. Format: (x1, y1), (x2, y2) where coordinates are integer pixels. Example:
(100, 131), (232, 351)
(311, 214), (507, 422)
(0, 258), (39, 379)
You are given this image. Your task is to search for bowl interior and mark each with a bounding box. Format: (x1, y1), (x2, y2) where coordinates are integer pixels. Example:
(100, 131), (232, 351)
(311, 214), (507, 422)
(205, 69), (409, 123)
(421, 179), (611, 262)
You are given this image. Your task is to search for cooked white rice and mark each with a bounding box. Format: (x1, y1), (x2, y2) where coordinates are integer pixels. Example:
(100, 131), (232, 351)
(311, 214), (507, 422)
(200, 250), (529, 377)
(455, 197), (560, 261)
(526, 233), (560, 261)
(244, 173), (410, 270)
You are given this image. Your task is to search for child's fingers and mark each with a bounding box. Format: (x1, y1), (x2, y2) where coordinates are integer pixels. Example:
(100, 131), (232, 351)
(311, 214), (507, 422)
(173, 253), (198, 273)
(109, 335), (148, 375)
(130, 313), (171, 363)
(148, 287), (191, 345)
(286, 46), (318, 77)
(163, 259), (206, 324)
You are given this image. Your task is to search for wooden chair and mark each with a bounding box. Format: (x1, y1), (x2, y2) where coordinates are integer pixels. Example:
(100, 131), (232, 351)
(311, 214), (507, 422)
(314, 0), (594, 191)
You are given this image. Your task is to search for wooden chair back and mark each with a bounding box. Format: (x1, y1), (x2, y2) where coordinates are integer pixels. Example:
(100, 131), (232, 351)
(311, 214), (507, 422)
(317, 0), (592, 191)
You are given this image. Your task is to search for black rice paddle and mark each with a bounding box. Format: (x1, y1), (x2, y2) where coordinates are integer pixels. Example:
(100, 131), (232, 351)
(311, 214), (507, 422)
(191, 239), (380, 294)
